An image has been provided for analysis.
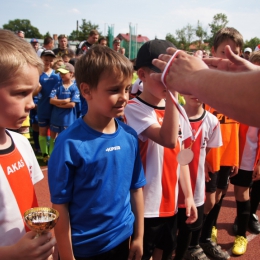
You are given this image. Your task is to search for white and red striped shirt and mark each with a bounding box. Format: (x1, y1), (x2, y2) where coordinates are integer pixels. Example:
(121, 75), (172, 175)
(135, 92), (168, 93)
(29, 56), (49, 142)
(239, 124), (260, 171)
(125, 97), (191, 217)
(178, 111), (222, 208)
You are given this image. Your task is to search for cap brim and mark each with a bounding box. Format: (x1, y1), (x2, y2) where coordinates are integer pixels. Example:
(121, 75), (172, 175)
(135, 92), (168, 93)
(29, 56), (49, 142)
(41, 54), (56, 58)
(56, 68), (69, 74)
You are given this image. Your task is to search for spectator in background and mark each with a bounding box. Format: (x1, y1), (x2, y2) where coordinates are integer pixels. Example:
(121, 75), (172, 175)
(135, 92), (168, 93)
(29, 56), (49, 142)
(53, 34), (75, 57)
(98, 37), (107, 46)
(76, 29), (99, 55)
(243, 47), (252, 60)
(30, 38), (39, 52)
(254, 44), (260, 51)
(16, 30), (25, 38)
(37, 36), (54, 57)
(112, 38), (121, 52)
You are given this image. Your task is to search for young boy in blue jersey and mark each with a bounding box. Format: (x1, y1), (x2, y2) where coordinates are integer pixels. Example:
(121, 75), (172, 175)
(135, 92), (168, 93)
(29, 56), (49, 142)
(48, 45), (146, 260)
(36, 50), (60, 163)
(49, 63), (80, 154)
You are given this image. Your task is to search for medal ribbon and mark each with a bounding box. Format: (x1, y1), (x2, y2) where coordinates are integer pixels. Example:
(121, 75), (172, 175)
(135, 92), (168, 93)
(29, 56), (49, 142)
(161, 51), (207, 150)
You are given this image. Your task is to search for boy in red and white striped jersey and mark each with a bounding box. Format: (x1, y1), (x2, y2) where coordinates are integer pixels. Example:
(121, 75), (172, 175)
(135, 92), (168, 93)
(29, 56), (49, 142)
(124, 39), (197, 260)
(174, 94), (222, 260)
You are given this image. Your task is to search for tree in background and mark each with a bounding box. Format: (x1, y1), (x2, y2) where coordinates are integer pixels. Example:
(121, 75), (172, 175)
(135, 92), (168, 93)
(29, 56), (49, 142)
(166, 33), (180, 49)
(208, 13), (229, 47)
(195, 20), (208, 49)
(3, 19), (43, 38)
(43, 31), (51, 39)
(244, 37), (260, 51)
(175, 24), (194, 50)
(69, 19), (103, 41)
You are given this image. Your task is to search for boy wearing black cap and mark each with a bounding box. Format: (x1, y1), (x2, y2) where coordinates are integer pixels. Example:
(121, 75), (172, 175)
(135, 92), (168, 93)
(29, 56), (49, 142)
(124, 39), (197, 260)
(36, 50), (60, 163)
(49, 63), (80, 154)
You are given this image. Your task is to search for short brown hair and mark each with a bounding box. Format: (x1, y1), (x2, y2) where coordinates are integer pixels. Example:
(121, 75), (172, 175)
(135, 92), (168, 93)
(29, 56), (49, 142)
(89, 29), (99, 36)
(58, 34), (68, 40)
(75, 45), (133, 90)
(213, 27), (244, 51)
(0, 29), (43, 87)
(249, 51), (260, 64)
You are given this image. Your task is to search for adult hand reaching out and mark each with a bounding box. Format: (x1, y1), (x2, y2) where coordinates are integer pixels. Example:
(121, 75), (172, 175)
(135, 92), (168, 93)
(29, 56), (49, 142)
(203, 45), (258, 72)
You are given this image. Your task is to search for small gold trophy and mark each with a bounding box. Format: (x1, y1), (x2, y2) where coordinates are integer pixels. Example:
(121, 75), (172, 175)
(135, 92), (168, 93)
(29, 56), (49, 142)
(24, 207), (59, 237)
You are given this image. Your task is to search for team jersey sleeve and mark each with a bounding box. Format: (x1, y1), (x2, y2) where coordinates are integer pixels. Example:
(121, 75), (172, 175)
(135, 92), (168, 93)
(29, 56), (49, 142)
(49, 83), (59, 98)
(124, 100), (159, 141)
(206, 113), (223, 148)
(179, 112), (192, 142)
(70, 85), (80, 103)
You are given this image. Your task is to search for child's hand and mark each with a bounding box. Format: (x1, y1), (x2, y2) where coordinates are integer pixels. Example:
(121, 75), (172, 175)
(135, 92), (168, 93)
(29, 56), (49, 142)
(204, 160), (213, 182)
(230, 166), (238, 178)
(9, 231), (56, 260)
(185, 197), (198, 224)
(252, 161), (260, 181)
(128, 237), (143, 260)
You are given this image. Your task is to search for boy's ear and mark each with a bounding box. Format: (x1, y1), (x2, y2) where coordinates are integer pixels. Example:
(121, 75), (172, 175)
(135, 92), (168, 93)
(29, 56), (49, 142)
(137, 68), (147, 82)
(80, 83), (92, 100)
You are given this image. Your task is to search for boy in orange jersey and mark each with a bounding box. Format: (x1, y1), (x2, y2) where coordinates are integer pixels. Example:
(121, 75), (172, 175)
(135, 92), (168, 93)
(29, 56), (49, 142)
(230, 51), (260, 256)
(124, 39), (197, 260)
(0, 29), (56, 259)
(200, 27), (243, 260)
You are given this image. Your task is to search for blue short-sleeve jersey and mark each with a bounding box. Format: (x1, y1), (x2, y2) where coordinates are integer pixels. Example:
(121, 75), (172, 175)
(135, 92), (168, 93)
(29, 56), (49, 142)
(48, 118), (146, 257)
(38, 70), (60, 120)
(50, 82), (80, 127)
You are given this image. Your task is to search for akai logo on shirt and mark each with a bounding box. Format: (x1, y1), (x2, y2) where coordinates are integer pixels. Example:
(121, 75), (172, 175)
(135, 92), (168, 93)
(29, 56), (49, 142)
(106, 146), (121, 152)
(7, 159), (25, 175)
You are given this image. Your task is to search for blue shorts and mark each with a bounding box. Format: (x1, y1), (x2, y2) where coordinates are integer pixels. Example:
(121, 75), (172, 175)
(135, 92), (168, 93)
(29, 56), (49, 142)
(38, 118), (50, 127)
(30, 114), (38, 124)
(50, 124), (67, 133)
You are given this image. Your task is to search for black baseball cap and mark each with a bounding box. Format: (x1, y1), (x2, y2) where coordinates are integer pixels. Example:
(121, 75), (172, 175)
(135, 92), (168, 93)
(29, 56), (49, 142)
(135, 39), (176, 72)
(41, 50), (56, 58)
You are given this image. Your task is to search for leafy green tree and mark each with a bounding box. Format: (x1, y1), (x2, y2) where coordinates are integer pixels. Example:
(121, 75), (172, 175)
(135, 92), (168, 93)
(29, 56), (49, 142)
(208, 13), (228, 47)
(165, 33), (180, 49)
(244, 37), (260, 51)
(69, 19), (102, 41)
(175, 24), (194, 50)
(195, 20), (208, 49)
(3, 19), (43, 38)
(43, 31), (51, 39)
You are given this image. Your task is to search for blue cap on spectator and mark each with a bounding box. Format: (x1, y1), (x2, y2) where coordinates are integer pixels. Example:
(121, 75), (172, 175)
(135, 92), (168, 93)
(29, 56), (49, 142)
(30, 38), (38, 43)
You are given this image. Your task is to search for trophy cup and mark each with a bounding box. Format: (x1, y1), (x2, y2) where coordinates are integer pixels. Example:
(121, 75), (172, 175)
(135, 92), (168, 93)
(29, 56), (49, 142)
(24, 207), (59, 237)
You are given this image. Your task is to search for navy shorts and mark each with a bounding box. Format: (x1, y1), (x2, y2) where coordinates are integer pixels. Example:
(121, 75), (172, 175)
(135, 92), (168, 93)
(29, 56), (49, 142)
(38, 118), (50, 127)
(50, 124), (67, 134)
(206, 166), (233, 193)
(230, 169), (253, 187)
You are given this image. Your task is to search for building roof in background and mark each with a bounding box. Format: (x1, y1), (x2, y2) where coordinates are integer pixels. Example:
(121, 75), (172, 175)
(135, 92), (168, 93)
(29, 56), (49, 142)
(117, 33), (150, 43)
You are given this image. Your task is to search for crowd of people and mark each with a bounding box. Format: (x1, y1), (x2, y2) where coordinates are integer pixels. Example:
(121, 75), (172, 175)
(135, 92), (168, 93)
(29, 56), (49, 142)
(0, 25), (260, 260)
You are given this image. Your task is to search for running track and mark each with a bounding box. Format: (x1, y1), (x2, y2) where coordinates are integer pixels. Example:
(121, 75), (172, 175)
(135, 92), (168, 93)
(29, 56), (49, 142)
(35, 167), (260, 260)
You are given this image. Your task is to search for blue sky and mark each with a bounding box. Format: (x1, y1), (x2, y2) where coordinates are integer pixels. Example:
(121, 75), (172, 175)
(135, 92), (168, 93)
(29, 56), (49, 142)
(1, 0), (259, 42)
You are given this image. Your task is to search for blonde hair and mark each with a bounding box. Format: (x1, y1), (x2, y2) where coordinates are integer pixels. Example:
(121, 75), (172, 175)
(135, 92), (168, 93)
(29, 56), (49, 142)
(249, 51), (260, 64)
(0, 29), (43, 87)
(75, 45), (133, 89)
